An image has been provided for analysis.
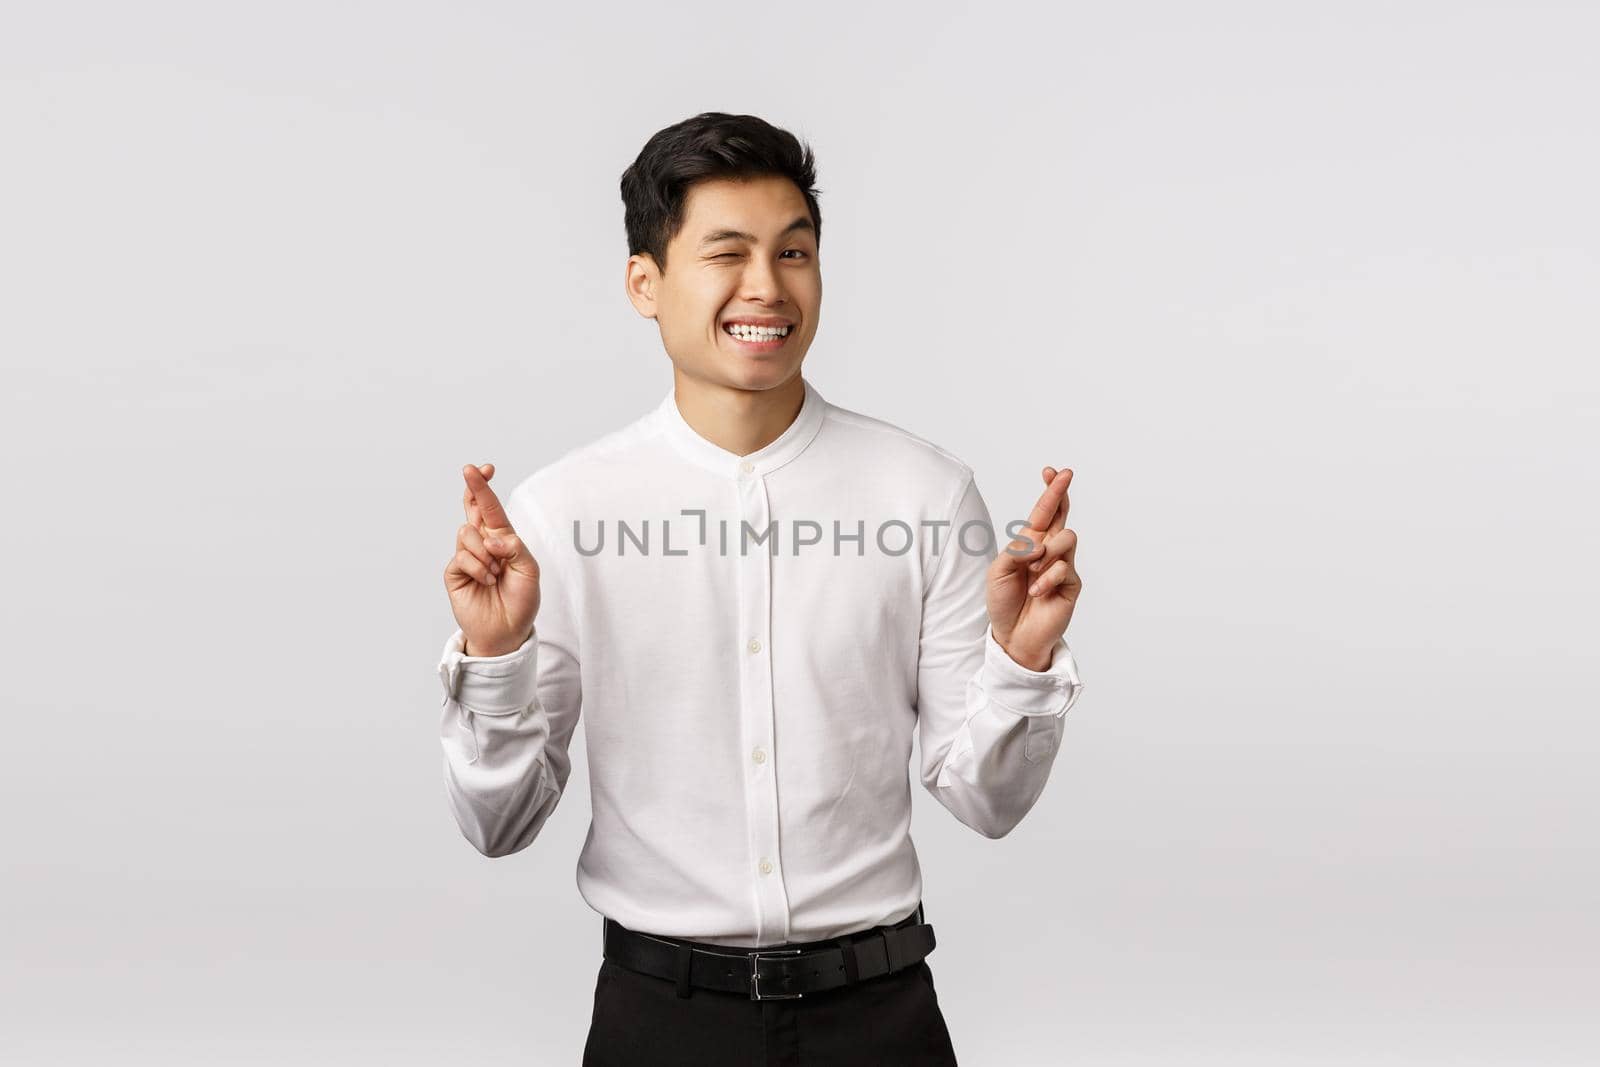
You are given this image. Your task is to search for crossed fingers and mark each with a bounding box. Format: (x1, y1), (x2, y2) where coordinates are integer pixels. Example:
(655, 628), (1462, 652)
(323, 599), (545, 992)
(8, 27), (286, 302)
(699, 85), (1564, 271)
(461, 462), (510, 531)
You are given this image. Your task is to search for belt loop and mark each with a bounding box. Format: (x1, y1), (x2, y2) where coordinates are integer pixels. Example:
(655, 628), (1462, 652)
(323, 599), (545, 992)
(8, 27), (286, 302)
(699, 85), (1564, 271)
(674, 942), (694, 999)
(880, 928), (901, 973)
(834, 936), (859, 985)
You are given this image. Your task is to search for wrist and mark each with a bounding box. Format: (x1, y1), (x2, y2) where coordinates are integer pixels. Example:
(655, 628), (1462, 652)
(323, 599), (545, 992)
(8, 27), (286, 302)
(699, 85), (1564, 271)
(463, 631), (532, 658)
(1002, 641), (1053, 672)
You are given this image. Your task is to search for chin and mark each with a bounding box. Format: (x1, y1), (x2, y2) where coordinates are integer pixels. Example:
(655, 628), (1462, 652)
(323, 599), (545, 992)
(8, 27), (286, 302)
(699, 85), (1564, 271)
(733, 355), (803, 385)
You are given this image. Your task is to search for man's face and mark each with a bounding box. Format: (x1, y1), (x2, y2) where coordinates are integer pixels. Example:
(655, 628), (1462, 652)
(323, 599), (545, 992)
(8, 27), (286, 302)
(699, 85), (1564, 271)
(627, 174), (821, 393)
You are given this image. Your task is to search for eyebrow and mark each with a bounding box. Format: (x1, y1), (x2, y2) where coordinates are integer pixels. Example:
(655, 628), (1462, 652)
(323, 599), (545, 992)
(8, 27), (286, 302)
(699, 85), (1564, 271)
(698, 216), (815, 247)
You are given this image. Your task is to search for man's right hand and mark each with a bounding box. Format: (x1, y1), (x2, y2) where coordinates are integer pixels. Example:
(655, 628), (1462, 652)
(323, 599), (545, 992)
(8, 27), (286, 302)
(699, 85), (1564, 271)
(444, 463), (541, 658)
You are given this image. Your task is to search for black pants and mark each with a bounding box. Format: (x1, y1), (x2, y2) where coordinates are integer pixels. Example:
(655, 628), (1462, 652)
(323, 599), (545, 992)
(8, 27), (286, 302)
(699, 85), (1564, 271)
(581, 918), (960, 1066)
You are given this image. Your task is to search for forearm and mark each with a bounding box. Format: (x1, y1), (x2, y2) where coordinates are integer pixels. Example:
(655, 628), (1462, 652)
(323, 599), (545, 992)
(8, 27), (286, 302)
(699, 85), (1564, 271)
(924, 625), (1082, 839)
(437, 628), (566, 858)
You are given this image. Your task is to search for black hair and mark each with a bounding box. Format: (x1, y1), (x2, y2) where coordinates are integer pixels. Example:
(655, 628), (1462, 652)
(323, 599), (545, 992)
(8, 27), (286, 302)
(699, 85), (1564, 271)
(620, 112), (822, 273)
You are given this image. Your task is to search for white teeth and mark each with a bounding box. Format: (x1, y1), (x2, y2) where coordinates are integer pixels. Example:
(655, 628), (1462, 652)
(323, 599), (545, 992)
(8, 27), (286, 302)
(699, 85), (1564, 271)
(725, 324), (789, 339)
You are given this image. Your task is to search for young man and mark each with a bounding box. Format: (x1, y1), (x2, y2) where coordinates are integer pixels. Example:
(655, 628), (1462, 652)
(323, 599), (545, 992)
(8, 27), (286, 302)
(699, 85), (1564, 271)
(438, 112), (1084, 1066)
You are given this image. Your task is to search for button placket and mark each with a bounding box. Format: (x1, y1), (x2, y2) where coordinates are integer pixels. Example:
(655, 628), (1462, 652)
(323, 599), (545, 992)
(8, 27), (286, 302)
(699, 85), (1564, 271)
(737, 467), (788, 944)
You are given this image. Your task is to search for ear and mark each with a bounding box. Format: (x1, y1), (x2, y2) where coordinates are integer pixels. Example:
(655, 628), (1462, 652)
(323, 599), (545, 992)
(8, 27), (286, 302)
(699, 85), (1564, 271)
(625, 254), (660, 320)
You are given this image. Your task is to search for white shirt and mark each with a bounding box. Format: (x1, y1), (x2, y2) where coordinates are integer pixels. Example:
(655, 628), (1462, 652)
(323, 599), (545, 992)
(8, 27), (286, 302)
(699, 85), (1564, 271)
(436, 377), (1083, 948)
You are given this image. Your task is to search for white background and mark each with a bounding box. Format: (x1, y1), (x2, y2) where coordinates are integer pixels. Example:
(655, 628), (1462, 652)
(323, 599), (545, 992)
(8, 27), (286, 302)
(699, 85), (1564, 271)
(3, 2), (1596, 1063)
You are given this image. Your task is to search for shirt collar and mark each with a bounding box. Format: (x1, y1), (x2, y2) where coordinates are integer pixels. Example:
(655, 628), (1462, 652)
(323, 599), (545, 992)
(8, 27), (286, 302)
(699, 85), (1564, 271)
(655, 377), (827, 479)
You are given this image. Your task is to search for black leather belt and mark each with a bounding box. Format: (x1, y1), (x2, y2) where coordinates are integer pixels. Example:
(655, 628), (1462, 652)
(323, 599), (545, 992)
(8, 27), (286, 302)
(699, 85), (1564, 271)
(602, 903), (936, 1001)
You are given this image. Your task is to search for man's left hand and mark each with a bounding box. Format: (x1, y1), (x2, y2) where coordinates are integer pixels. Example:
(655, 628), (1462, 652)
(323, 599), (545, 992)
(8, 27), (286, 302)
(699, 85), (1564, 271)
(987, 466), (1082, 671)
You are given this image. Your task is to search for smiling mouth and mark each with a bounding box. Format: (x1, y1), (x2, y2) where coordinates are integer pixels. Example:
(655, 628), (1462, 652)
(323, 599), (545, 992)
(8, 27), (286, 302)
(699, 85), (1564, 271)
(722, 324), (793, 351)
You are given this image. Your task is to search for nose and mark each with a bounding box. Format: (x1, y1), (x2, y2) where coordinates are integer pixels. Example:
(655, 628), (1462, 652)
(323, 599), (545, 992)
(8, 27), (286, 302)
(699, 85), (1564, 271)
(738, 255), (786, 308)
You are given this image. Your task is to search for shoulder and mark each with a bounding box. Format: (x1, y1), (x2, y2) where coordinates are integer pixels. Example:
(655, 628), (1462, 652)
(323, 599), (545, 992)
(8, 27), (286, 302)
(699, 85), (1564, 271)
(502, 403), (666, 532)
(816, 395), (976, 505)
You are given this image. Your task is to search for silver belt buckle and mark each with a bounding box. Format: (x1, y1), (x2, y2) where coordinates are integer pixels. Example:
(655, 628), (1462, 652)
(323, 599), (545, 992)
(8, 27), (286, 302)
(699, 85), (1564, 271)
(749, 947), (805, 1001)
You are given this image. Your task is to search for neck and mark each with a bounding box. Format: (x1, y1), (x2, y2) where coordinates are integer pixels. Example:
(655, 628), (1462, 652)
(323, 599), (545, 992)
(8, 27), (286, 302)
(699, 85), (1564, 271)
(671, 371), (806, 457)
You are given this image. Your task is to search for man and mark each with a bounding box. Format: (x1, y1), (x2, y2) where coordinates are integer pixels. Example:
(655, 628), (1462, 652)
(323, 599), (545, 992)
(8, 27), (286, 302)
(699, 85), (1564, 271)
(437, 112), (1084, 1065)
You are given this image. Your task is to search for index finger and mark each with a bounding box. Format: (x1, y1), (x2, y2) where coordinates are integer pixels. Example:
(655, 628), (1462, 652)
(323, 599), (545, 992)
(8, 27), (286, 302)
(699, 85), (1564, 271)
(462, 463), (512, 531)
(1025, 466), (1072, 533)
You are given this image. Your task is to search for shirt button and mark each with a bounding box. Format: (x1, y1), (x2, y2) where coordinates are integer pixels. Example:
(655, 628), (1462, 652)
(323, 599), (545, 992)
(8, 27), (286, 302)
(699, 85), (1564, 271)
(752, 746), (767, 764)
(748, 638), (762, 654)
(739, 460), (754, 474)
(759, 859), (773, 875)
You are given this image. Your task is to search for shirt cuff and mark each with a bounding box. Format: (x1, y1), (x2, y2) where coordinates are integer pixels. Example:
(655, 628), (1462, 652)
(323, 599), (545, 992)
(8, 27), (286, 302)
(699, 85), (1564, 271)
(980, 623), (1084, 719)
(437, 628), (539, 713)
